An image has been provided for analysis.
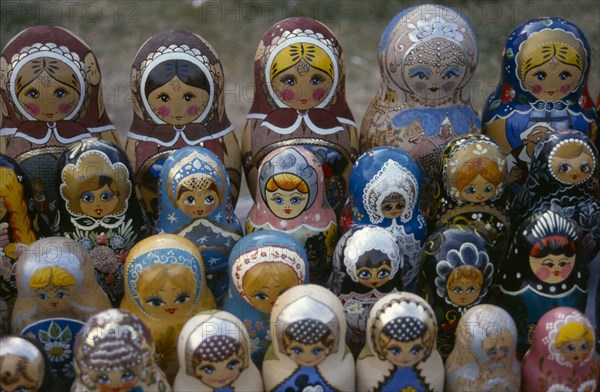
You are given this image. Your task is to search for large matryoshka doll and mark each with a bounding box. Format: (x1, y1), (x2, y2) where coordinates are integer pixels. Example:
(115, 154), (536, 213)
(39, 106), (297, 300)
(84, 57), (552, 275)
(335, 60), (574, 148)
(445, 304), (521, 392)
(522, 307), (596, 392)
(156, 147), (242, 304)
(330, 224), (403, 358)
(0, 26), (120, 231)
(495, 210), (587, 356)
(511, 129), (600, 265)
(242, 17), (358, 215)
(222, 230), (309, 369)
(72, 309), (171, 392)
(246, 146), (337, 285)
(356, 291), (444, 392)
(415, 225), (494, 359)
(126, 29), (242, 220)
(262, 284), (355, 391)
(55, 137), (149, 307)
(120, 234), (215, 382)
(361, 4), (480, 210)
(482, 17), (598, 191)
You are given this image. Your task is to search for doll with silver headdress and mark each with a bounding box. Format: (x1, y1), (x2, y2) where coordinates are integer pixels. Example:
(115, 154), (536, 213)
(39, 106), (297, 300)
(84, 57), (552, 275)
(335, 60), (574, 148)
(246, 146), (337, 285)
(330, 225), (403, 358)
(262, 284), (355, 391)
(156, 147), (242, 304)
(174, 310), (263, 391)
(445, 305), (521, 392)
(356, 291), (444, 392)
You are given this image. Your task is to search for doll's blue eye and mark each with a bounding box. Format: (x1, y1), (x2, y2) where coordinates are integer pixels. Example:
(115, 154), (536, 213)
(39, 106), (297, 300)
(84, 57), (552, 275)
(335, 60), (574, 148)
(97, 374), (110, 384)
(280, 75), (296, 86)
(204, 195), (215, 205)
(500, 346), (509, 354)
(580, 343), (590, 351)
(37, 292), (48, 300)
(566, 344), (575, 352)
(145, 296), (165, 307)
(272, 197), (284, 205)
(411, 345), (423, 356)
(227, 359), (240, 370)
(465, 186), (476, 194)
(388, 347), (401, 356)
(484, 186), (493, 193)
(377, 269), (390, 279)
(312, 348), (323, 355)
(201, 365), (215, 374)
(80, 191), (95, 203)
(183, 91), (196, 102)
(453, 287), (463, 294)
(121, 371), (134, 381)
(357, 270), (371, 280)
(487, 348), (497, 356)
(25, 88), (40, 99)
(442, 66), (462, 79)
(290, 197), (301, 205)
(408, 66), (432, 80)
(100, 191), (115, 202)
(581, 163), (590, 173)
(54, 88), (67, 98)
(253, 292), (268, 301)
(55, 290), (68, 299)
(533, 71), (546, 81)
(558, 162), (572, 172)
(466, 286), (476, 293)
(174, 293), (190, 304)
(292, 347), (303, 355)
(559, 71), (572, 80)
(310, 74), (325, 85)
(184, 196), (196, 205)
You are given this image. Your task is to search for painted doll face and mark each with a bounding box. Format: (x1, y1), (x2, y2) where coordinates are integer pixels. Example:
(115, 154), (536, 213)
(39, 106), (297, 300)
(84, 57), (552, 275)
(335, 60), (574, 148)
(556, 336), (593, 364)
(383, 338), (426, 367)
(141, 278), (194, 319)
(285, 341), (332, 366)
(0, 354), (41, 392)
(459, 174), (496, 203)
(446, 267), (483, 307)
(523, 126), (550, 158)
(271, 66), (333, 111)
(244, 273), (293, 314)
(79, 184), (119, 218)
(529, 253), (575, 284)
(522, 58), (582, 101)
(32, 283), (74, 311)
(481, 330), (512, 364)
(87, 364), (143, 392)
(355, 250), (393, 289)
(17, 71), (80, 122)
(147, 75), (209, 126)
(176, 188), (219, 218)
(381, 192), (406, 219)
(194, 352), (244, 388)
(550, 143), (594, 185)
(265, 187), (308, 219)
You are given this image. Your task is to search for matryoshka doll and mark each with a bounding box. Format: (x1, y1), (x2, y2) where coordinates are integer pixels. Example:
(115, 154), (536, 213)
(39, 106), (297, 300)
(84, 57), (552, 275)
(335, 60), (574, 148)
(522, 307), (596, 391)
(72, 309), (170, 392)
(482, 17), (598, 191)
(415, 225), (494, 359)
(222, 230), (309, 369)
(246, 146), (337, 285)
(330, 224), (404, 358)
(356, 291), (444, 392)
(56, 137), (149, 307)
(0, 26), (120, 231)
(242, 17), (358, 214)
(344, 146), (426, 291)
(262, 284), (355, 391)
(174, 310), (263, 391)
(126, 29), (241, 220)
(120, 234), (215, 382)
(156, 147), (242, 304)
(445, 304), (521, 392)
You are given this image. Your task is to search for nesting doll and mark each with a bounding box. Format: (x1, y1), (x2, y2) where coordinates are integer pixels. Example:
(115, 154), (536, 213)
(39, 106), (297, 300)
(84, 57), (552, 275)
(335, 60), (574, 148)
(496, 210), (587, 356)
(356, 291), (444, 392)
(522, 307), (596, 391)
(126, 29), (242, 220)
(174, 310), (263, 391)
(482, 17), (598, 191)
(246, 146), (337, 285)
(242, 16), (359, 214)
(445, 304), (521, 392)
(330, 224), (403, 358)
(262, 284), (355, 391)
(156, 147), (242, 304)
(55, 137), (149, 307)
(344, 146), (426, 291)
(0, 26), (120, 231)
(72, 309), (170, 392)
(222, 230), (309, 369)
(120, 234), (215, 382)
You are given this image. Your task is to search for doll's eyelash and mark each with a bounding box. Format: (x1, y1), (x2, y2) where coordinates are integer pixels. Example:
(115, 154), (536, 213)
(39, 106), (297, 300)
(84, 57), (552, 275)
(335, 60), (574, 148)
(183, 91), (197, 98)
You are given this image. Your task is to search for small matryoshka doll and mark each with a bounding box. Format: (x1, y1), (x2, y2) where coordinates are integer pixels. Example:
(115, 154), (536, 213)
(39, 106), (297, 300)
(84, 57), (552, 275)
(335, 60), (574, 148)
(174, 310), (263, 391)
(356, 291), (444, 392)
(0, 26), (120, 231)
(120, 234), (215, 382)
(242, 16), (359, 214)
(72, 309), (170, 392)
(445, 304), (521, 392)
(415, 225), (494, 359)
(330, 224), (404, 358)
(482, 17), (598, 189)
(56, 137), (149, 307)
(262, 284), (355, 391)
(344, 146), (426, 291)
(222, 230), (309, 369)
(496, 210), (587, 356)
(522, 307), (596, 391)
(126, 28), (242, 220)
(156, 147), (242, 304)
(246, 146), (337, 285)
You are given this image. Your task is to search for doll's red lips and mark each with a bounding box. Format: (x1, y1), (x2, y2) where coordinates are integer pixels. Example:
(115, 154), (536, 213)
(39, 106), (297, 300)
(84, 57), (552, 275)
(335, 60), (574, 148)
(301, 99), (308, 104)
(94, 209), (103, 215)
(553, 271), (560, 276)
(50, 302), (58, 307)
(284, 208), (291, 214)
(46, 113), (53, 118)
(165, 308), (176, 314)
(429, 87), (439, 92)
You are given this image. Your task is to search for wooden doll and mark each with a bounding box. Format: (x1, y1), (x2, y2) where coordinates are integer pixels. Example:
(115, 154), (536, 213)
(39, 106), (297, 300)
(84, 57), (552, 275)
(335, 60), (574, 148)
(495, 210), (587, 356)
(156, 146), (242, 304)
(174, 310), (263, 391)
(0, 26), (120, 231)
(445, 304), (521, 392)
(262, 284), (355, 391)
(415, 225), (494, 359)
(222, 230), (309, 369)
(356, 291), (444, 392)
(125, 29), (242, 221)
(120, 233), (215, 382)
(482, 17), (598, 191)
(241, 16), (359, 215)
(72, 308), (171, 392)
(330, 224), (403, 358)
(55, 137), (149, 307)
(522, 307), (596, 391)
(246, 146), (337, 285)
(343, 146), (426, 291)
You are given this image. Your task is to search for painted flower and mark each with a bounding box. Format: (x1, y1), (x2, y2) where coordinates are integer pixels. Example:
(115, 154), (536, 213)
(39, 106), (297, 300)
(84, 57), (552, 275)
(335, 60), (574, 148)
(346, 302), (364, 314)
(89, 246), (118, 274)
(78, 237), (94, 251)
(501, 82), (516, 104)
(62, 361), (76, 378)
(109, 235), (125, 249)
(96, 232), (108, 245)
(44, 341), (72, 362)
(577, 380), (596, 392)
(547, 384), (573, 392)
